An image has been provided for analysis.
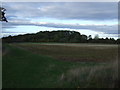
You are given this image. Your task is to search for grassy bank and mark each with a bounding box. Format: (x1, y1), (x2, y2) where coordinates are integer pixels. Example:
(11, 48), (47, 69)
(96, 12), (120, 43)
(2, 43), (118, 88)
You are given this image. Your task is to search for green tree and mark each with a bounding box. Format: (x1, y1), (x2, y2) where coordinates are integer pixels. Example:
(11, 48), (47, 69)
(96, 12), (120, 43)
(94, 34), (99, 40)
(88, 35), (92, 40)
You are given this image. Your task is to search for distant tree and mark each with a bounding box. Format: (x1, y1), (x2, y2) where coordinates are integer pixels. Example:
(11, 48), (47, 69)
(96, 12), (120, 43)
(116, 38), (120, 44)
(94, 34), (99, 40)
(2, 30), (118, 44)
(0, 7), (8, 22)
(80, 34), (87, 43)
(88, 35), (92, 40)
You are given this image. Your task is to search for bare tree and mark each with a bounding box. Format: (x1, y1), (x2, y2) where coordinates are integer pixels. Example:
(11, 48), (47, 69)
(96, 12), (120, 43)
(0, 7), (8, 22)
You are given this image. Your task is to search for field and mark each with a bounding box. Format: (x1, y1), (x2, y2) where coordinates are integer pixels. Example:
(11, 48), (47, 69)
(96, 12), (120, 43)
(2, 43), (118, 88)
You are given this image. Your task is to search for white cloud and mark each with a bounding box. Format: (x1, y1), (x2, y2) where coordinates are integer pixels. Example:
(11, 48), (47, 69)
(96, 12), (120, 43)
(2, 20), (118, 35)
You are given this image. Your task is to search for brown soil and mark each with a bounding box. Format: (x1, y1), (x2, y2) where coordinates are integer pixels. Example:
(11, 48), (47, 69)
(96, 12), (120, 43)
(54, 56), (110, 63)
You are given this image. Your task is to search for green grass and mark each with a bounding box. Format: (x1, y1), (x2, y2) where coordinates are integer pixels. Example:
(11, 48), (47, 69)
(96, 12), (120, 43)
(2, 43), (118, 88)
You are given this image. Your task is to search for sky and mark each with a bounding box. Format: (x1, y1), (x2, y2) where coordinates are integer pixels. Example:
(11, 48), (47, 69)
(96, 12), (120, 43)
(1, 2), (118, 39)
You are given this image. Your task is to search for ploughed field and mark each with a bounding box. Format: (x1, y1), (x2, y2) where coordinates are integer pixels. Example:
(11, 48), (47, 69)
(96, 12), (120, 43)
(2, 43), (118, 88)
(12, 43), (118, 62)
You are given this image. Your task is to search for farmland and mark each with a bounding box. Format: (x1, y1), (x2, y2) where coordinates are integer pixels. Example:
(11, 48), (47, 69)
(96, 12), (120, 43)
(2, 43), (118, 88)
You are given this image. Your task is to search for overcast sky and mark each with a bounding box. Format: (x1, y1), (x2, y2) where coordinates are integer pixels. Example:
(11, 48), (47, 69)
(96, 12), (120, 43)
(1, 2), (118, 39)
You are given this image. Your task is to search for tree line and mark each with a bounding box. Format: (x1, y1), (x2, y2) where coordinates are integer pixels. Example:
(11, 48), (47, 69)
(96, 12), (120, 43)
(2, 30), (120, 44)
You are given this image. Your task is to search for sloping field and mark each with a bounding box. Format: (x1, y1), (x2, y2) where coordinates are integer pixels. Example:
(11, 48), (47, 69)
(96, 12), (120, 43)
(12, 43), (118, 62)
(2, 43), (118, 88)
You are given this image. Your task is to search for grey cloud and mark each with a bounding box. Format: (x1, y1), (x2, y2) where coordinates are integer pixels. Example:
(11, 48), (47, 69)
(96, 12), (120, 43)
(2, 31), (26, 33)
(2, 18), (31, 29)
(2, 2), (117, 20)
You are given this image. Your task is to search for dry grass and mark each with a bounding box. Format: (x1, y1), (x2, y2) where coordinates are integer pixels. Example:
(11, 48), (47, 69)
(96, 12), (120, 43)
(59, 60), (118, 88)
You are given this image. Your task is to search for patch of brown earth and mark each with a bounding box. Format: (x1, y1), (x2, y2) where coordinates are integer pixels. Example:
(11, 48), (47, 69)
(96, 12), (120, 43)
(55, 56), (111, 62)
